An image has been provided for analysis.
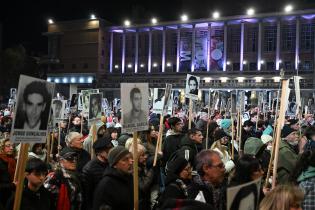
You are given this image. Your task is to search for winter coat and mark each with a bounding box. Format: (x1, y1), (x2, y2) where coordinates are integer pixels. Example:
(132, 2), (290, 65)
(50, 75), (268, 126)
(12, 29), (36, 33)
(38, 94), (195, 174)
(188, 175), (227, 210)
(44, 168), (83, 210)
(0, 156), (16, 207)
(6, 184), (51, 210)
(277, 139), (298, 184)
(82, 158), (109, 210)
(93, 167), (133, 210)
(159, 199), (214, 210)
(139, 164), (155, 210)
(298, 166), (315, 210)
(68, 147), (90, 173)
(162, 130), (184, 166)
(175, 136), (201, 168)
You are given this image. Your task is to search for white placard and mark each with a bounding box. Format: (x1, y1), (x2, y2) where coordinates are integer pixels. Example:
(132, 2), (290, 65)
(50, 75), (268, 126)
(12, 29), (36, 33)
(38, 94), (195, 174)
(89, 93), (103, 121)
(185, 74), (200, 100)
(81, 89), (99, 114)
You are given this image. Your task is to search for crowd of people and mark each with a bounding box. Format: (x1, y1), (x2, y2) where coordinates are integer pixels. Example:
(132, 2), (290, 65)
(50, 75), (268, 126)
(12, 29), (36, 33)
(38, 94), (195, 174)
(0, 103), (315, 210)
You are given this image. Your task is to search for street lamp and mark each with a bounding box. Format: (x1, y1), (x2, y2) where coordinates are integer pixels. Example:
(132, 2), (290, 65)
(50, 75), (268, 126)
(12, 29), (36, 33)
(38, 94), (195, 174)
(90, 14), (96, 19)
(181, 14), (188, 22)
(284, 4), (293, 13)
(124, 20), (131, 26)
(48, 19), (54, 24)
(247, 8), (255, 16)
(151, 18), (157, 24)
(212, 11), (220, 19)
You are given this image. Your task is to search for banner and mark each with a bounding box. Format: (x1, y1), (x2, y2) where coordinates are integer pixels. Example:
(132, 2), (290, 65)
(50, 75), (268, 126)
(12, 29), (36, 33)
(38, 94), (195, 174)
(210, 28), (224, 71)
(194, 30), (207, 71)
(180, 31), (192, 72)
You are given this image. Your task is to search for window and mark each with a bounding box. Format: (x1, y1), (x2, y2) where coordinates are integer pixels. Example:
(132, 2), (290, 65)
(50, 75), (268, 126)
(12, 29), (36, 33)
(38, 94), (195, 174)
(246, 27), (258, 52)
(264, 26), (277, 52)
(301, 23), (315, 50)
(233, 63), (240, 71)
(250, 62), (257, 71)
(72, 64), (76, 69)
(284, 61), (292, 70)
(282, 24), (296, 51)
(266, 62), (275, 70)
(229, 28), (241, 53)
(83, 63), (88, 69)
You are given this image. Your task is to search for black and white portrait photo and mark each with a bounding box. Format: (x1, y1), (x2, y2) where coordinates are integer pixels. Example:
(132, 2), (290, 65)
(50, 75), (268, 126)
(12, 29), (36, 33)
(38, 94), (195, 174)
(81, 89), (99, 114)
(52, 99), (67, 120)
(70, 94), (79, 108)
(152, 84), (173, 115)
(11, 75), (54, 143)
(10, 88), (17, 99)
(121, 83), (149, 133)
(89, 93), (103, 120)
(185, 74), (200, 100)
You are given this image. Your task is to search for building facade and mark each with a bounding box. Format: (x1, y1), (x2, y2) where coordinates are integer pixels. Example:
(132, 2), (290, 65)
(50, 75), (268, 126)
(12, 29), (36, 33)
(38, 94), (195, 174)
(45, 9), (315, 100)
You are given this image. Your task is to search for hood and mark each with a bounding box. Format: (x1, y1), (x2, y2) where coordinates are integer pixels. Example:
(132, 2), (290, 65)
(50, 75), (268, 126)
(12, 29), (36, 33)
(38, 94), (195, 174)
(166, 129), (181, 137)
(298, 166), (315, 182)
(180, 136), (196, 148)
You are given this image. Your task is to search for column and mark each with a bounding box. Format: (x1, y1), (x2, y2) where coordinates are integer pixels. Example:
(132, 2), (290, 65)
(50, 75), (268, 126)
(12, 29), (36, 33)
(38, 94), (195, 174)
(276, 19), (281, 70)
(109, 32), (114, 73)
(122, 31), (126, 74)
(295, 17), (300, 71)
(223, 23), (227, 71)
(176, 27), (181, 72)
(191, 24), (196, 72)
(148, 29), (152, 73)
(240, 22), (245, 71)
(134, 30), (139, 73)
(257, 21), (262, 70)
(207, 23), (211, 72)
(162, 27), (166, 73)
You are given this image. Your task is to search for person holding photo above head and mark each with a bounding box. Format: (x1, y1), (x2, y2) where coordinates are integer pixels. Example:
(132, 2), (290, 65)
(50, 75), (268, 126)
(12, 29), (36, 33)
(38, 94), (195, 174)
(14, 81), (51, 130)
(123, 87), (146, 124)
(187, 76), (198, 95)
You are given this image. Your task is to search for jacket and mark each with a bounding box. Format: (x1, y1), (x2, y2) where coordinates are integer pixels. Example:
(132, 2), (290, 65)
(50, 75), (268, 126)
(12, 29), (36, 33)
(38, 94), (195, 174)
(70, 147), (91, 173)
(162, 130), (184, 166)
(176, 136), (201, 168)
(298, 166), (315, 210)
(139, 164), (155, 210)
(0, 156), (16, 207)
(93, 167), (133, 210)
(82, 158), (109, 210)
(277, 139), (298, 184)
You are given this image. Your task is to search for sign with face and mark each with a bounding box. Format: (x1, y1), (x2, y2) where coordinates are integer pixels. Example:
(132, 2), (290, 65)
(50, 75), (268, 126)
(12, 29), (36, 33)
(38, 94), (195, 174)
(121, 83), (149, 133)
(11, 75), (55, 143)
(185, 74), (200, 100)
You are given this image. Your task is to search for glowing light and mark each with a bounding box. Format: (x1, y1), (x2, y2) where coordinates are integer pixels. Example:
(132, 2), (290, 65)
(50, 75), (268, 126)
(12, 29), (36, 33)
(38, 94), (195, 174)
(153, 63), (158, 67)
(166, 62), (171, 67)
(151, 18), (157, 24)
(212, 11), (220, 19)
(273, 77), (281, 82)
(47, 78), (51, 82)
(114, 65), (119, 69)
(255, 77), (263, 82)
(237, 77), (245, 82)
(124, 20), (131, 26)
(227, 61), (231, 65)
(90, 14), (96, 19)
(71, 77), (76, 83)
(204, 77), (211, 83)
(284, 4), (293, 13)
(221, 77), (228, 83)
(140, 64), (145, 68)
(79, 78), (84, 83)
(243, 60), (247, 65)
(128, 64), (132, 68)
(48, 19), (54, 24)
(87, 77), (93, 83)
(260, 60), (265, 64)
(54, 78), (60, 83)
(181, 14), (188, 22)
(247, 8), (255, 16)
(62, 78), (68, 83)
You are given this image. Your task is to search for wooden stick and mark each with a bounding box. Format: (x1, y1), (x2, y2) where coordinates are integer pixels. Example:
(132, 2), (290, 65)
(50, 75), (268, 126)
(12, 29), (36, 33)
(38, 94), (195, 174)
(272, 80), (289, 189)
(231, 114), (235, 160)
(13, 143), (29, 210)
(133, 132), (139, 210)
(205, 89), (211, 150)
(188, 98), (193, 129)
(80, 114), (83, 135)
(46, 131), (51, 163)
(236, 109), (240, 151)
(50, 133), (55, 158)
(58, 122), (61, 157)
(153, 115), (164, 166)
(91, 123), (97, 159)
(238, 113), (243, 157)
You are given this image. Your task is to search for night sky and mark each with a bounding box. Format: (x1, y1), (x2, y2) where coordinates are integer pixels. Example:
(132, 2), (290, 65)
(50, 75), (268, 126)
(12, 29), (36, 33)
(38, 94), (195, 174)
(1, 0), (315, 54)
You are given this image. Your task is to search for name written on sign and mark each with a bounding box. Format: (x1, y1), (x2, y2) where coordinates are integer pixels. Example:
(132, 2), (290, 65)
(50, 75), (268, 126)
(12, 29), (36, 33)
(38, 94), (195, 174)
(13, 131), (47, 136)
(124, 122), (148, 128)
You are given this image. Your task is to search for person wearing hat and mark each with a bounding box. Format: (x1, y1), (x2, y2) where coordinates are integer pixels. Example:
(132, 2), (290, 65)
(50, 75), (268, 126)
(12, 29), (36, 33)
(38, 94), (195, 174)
(93, 146), (134, 210)
(162, 117), (184, 167)
(82, 137), (113, 210)
(241, 120), (256, 151)
(287, 119), (300, 131)
(210, 129), (235, 173)
(65, 132), (90, 173)
(155, 156), (191, 208)
(44, 147), (83, 210)
(6, 158), (51, 210)
(277, 125), (299, 184)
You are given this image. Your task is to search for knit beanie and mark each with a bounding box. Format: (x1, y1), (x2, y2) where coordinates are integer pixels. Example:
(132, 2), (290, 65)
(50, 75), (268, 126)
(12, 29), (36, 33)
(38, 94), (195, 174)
(108, 146), (130, 167)
(261, 134), (273, 144)
(220, 119), (232, 130)
(167, 156), (189, 176)
(213, 129), (229, 141)
(244, 137), (264, 156)
(281, 125), (296, 138)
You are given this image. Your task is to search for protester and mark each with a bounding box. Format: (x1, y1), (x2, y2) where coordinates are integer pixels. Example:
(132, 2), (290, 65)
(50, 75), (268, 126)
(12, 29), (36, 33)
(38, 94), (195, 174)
(93, 146), (134, 210)
(44, 147), (83, 210)
(211, 129), (235, 172)
(28, 143), (47, 161)
(259, 185), (303, 210)
(189, 150), (227, 210)
(105, 127), (119, 147)
(65, 132), (90, 172)
(82, 137), (113, 210)
(6, 158), (51, 210)
(0, 138), (16, 207)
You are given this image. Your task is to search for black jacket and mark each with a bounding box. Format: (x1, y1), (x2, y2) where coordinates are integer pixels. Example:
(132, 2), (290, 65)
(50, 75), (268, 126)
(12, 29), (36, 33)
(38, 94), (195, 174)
(0, 159), (15, 207)
(93, 167), (133, 210)
(177, 136), (201, 168)
(82, 158), (109, 210)
(162, 131), (184, 166)
(139, 164), (155, 210)
(6, 184), (51, 210)
(70, 147), (91, 173)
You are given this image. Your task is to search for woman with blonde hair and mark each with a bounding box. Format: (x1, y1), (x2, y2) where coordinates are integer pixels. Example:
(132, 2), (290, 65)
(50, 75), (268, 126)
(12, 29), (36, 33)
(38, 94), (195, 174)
(259, 185), (303, 210)
(211, 129), (235, 173)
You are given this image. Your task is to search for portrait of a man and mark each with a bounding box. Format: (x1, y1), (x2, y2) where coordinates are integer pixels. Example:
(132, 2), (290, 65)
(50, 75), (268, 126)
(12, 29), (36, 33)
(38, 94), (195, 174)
(123, 87), (146, 124)
(14, 80), (52, 130)
(187, 75), (199, 95)
(89, 93), (102, 120)
(53, 100), (63, 119)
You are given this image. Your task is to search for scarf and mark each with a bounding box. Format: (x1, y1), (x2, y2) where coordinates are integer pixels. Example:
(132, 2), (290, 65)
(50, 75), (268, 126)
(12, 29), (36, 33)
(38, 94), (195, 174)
(297, 166), (315, 182)
(0, 154), (16, 181)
